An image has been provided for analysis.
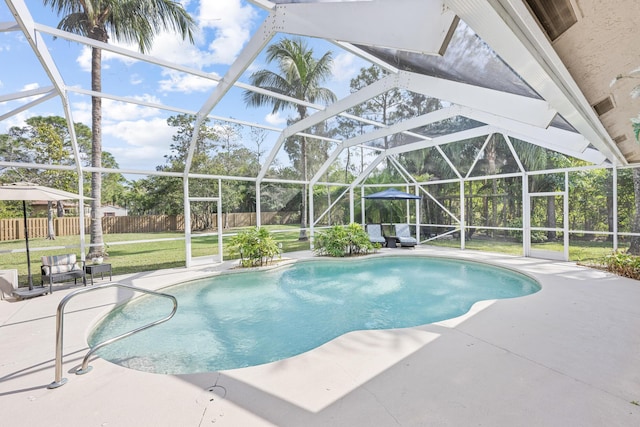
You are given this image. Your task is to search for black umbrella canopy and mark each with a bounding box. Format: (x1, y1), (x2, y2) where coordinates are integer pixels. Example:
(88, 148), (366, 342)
(0, 182), (87, 293)
(364, 188), (421, 200)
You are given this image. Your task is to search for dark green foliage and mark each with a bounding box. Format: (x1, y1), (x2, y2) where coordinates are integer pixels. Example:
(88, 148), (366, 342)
(230, 227), (280, 268)
(313, 223), (379, 257)
(601, 251), (640, 280)
(507, 218), (548, 243)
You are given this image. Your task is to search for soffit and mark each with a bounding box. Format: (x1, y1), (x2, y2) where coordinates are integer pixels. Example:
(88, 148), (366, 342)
(544, 0), (640, 162)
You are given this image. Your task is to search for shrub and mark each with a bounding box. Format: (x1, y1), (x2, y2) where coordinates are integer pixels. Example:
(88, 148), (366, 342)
(230, 227), (280, 267)
(601, 250), (640, 280)
(314, 223), (380, 257)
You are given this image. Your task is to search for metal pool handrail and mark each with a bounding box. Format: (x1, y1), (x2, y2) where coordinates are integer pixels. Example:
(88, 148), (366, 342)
(48, 282), (178, 389)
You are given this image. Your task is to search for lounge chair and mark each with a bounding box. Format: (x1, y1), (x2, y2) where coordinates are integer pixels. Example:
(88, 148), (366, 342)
(393, 224), (417, 247)
(366, 224), (387, 246)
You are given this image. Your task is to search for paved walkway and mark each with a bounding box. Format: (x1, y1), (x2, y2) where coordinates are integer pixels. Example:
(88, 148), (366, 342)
(1, 247), (639, 426)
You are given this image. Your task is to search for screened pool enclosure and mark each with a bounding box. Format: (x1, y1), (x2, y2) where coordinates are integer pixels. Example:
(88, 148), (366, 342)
(1, 0), (639, 266)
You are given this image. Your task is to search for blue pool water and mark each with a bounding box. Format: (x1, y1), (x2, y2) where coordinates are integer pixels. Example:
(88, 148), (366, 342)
(89, 256), (540, 374)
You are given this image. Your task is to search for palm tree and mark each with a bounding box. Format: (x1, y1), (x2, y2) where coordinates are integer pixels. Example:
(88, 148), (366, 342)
(244, 37), (336, 240)
(44, 0), (195, 257)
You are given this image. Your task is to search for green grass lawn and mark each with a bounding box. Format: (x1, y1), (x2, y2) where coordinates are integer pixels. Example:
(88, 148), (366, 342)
(427, 236), (621, 263)
(0, 225), (310, 286)
(1, 225), (621, 287)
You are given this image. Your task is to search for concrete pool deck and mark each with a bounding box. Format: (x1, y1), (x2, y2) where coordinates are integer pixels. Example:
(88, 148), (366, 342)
(1, 246), (639, 426)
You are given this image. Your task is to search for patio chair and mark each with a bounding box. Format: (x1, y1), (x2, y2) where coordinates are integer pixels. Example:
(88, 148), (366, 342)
(41, 254), (86, 294)
(393, 224), (417, 247)
(366, 224), (387, 246)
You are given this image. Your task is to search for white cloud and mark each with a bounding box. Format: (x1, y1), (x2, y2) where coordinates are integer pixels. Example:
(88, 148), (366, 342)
(70, 0), (260, 101)
(147, 31), (205, 68)
(0, 83), (45, 106)
(106, 96), (165, 120)
(21, 83), (40, 91)
(104, 117), (175, 169)
(245, 61), (264, 75)
(265, 111), (287, 126)
(0, 110), (36, 134)
(199, 0), (257, 64)
(332, 52), (359, 82)
(130, 73), (143, 85)
(71, 96), (164, 126)
(76, 45), (139, 72)
(68, 100), (173, 169)
(158, 69), (218, 93)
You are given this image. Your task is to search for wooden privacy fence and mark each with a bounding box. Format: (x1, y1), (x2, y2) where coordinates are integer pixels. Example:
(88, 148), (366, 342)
(0, 211), (298, 241)
(1, 217), (88, 240)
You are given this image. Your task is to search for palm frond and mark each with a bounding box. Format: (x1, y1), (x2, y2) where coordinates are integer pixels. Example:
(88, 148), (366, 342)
(45, 0), (195, 52)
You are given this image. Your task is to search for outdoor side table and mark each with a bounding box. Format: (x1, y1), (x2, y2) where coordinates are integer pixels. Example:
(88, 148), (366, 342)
(85, 263), (112, 285)
(385, 236), (398, 248)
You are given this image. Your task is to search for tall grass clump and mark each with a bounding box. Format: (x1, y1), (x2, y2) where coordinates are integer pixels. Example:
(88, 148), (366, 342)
(601, 251), (640, 280)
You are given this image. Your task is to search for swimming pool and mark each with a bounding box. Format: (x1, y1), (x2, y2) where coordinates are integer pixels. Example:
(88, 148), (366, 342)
(89, 256), (540, 374)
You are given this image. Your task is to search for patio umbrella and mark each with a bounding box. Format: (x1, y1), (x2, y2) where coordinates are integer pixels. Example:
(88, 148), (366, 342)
(364, 188), (421, 200)
(364, 188), (421, 226)
(0, 182), (87, 293)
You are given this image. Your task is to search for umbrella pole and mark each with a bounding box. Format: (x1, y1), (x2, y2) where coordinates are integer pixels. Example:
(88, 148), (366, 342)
(22, 201), (33, 290)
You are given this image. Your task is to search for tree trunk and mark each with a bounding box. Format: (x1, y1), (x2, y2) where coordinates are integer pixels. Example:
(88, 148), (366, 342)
(491, 180), (498, 238)
(326, 184), (331, 226)
(467, 182), (473, 241)
(547, 196), (557, 240)
(628, 168), (640, 254)
(299, 136), (308, 241)
(88, 45), (104, 257)
(47, 201), (55, 240)
(487, 140), (497, 238)
(606, 172), (614, 242)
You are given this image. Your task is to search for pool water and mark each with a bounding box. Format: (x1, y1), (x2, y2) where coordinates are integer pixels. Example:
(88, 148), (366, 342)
(89, 257), (540, 374)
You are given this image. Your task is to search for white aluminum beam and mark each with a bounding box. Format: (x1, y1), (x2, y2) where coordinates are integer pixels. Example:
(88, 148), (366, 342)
(38, 22), (321, 127)
(343, 106), (459, 150)
(184, 18), (276, 174)
(386, 125), (493, 156)
(0, 91), (58, 122)
(310, 106), (460, 185)
(465, 134), (494, 180)
(0, 86), (55, 103)
(398, 71), (557, 128)
(0, 21), (20, 32)
(68, 87), (281, 134)
(276, 0), (457, 55)
(258, 73), (400, 181)
(444, 0), (626, 165)
(5, 0), (85, 175)
(456, 107), (607, 164)
(435, 145), (463, 179)
(349, 154), (387, 189)
(503, 134), (526, 173)
(332, 41), (400, 74)
(247, 1), (276, 11)
(5, 0), (89, 259)
(36, 24), (221, 84)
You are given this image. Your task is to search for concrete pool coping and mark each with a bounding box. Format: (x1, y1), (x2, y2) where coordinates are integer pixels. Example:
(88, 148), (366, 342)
(1, 246), (639, 426)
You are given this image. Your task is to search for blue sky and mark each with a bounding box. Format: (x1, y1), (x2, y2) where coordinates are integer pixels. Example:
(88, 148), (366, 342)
(0, 0), (369, 174)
